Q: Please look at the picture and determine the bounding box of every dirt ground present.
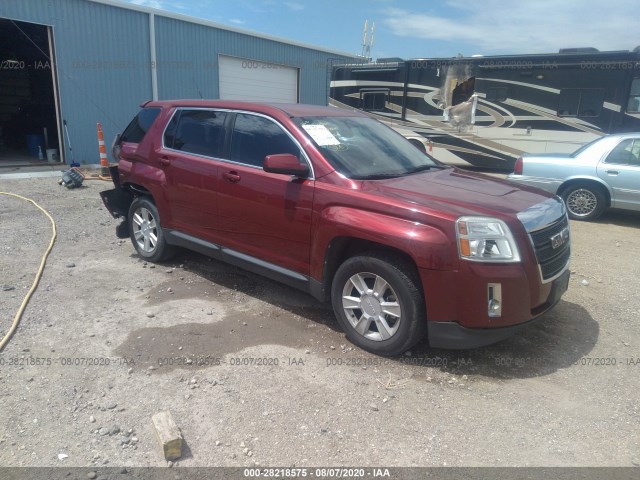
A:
[0,176,639,469]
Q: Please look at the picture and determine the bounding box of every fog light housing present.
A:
[488,283,502,318]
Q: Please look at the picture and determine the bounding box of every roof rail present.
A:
[558,47,600,54]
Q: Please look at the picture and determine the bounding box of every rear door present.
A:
[216,112,314,274]
[597,137,640,210]
[159,108,230,239]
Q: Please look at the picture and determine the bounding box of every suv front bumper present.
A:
[427,269,570,349]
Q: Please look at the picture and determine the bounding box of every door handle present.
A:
[223,171,241,183]
[605,170,619,175]
[158,156,171,167]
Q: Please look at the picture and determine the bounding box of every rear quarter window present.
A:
[120,107,161,143]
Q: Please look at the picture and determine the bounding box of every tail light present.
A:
[513,157,523,175]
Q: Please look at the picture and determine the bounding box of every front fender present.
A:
[310,206,454,280]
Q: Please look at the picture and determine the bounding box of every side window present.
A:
[120,107,161,143]
[604,139,640,166]
[171,109,227,157]
[557,89,580,116]
[558,89,604,117]
[486,87,508,102]
[627,79,640,113]
[230,114,300,167]
[163,112,178,149]
[361,91,387,111]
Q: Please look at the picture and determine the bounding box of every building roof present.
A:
[87,0,359,59]
[143,99,363,118]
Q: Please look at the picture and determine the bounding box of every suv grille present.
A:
[528,216,571,281]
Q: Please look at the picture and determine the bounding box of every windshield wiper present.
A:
[353,172,407,180]
[353,164,447,180]
[405,164,446,174]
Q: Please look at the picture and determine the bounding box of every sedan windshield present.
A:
[293,116,442,179]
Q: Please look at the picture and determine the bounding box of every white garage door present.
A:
[218,55,299,103]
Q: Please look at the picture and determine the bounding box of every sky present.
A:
[123,0,638,59]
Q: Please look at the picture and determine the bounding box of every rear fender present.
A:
[122,159,171,220]
[99,187,133,219]
[558,175,613,205]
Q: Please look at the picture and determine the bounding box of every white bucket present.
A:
[46,148,59,163]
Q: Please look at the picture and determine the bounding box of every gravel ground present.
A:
[0,177,639,469]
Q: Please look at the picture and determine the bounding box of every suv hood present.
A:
[361,167,555,220]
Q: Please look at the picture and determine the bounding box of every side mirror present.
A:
[263,154,310,177]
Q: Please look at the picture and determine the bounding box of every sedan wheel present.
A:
[331,254,426,356]
[561,184,606,221]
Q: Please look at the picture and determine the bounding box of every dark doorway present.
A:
[0,18,61,166]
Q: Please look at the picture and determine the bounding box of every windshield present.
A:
[293,116,442,179]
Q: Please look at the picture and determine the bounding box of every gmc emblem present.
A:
[550,227,570,249]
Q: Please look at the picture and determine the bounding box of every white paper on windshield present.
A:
[302,124,340,146]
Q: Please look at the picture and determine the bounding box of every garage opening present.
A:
[0,18,62,166]
[218,55,299,103]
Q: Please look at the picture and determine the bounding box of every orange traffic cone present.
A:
[97,122,109,176]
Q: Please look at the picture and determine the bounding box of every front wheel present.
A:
[331,254,426,356]
[561,184,606,221]
[128,197,175,262]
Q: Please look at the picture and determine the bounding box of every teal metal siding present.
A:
[0,0,151,164]
[0,0,355,164]
[154,15,351,105]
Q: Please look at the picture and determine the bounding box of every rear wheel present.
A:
[128,197,175,262]
[331,253,426,356]
[561,183,607,221]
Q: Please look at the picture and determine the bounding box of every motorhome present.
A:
[330,48,640,169]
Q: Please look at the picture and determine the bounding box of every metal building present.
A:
[0,0,357,166]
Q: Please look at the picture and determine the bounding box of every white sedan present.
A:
[507,133,640,220]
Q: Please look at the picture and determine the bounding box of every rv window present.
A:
[558,90,580,116]
[578,90,604,117]
[557,89,603,117]
[362,92,387,111]
[486,87,508,102]
[626,79,640,113]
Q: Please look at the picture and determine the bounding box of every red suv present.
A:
[101,100,571,356]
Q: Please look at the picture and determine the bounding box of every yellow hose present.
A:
[0,192,57,351]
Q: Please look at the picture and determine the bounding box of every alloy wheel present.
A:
[132,207,158,254]
[341,272,402,341]
[566,189,597,217]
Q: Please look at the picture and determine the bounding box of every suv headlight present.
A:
[456,216,521,262]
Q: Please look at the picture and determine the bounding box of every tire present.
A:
[127,197,175,262]
[331,253,426,356]
[561,183,607,221]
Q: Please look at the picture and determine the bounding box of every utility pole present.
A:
[361,20,375,60]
